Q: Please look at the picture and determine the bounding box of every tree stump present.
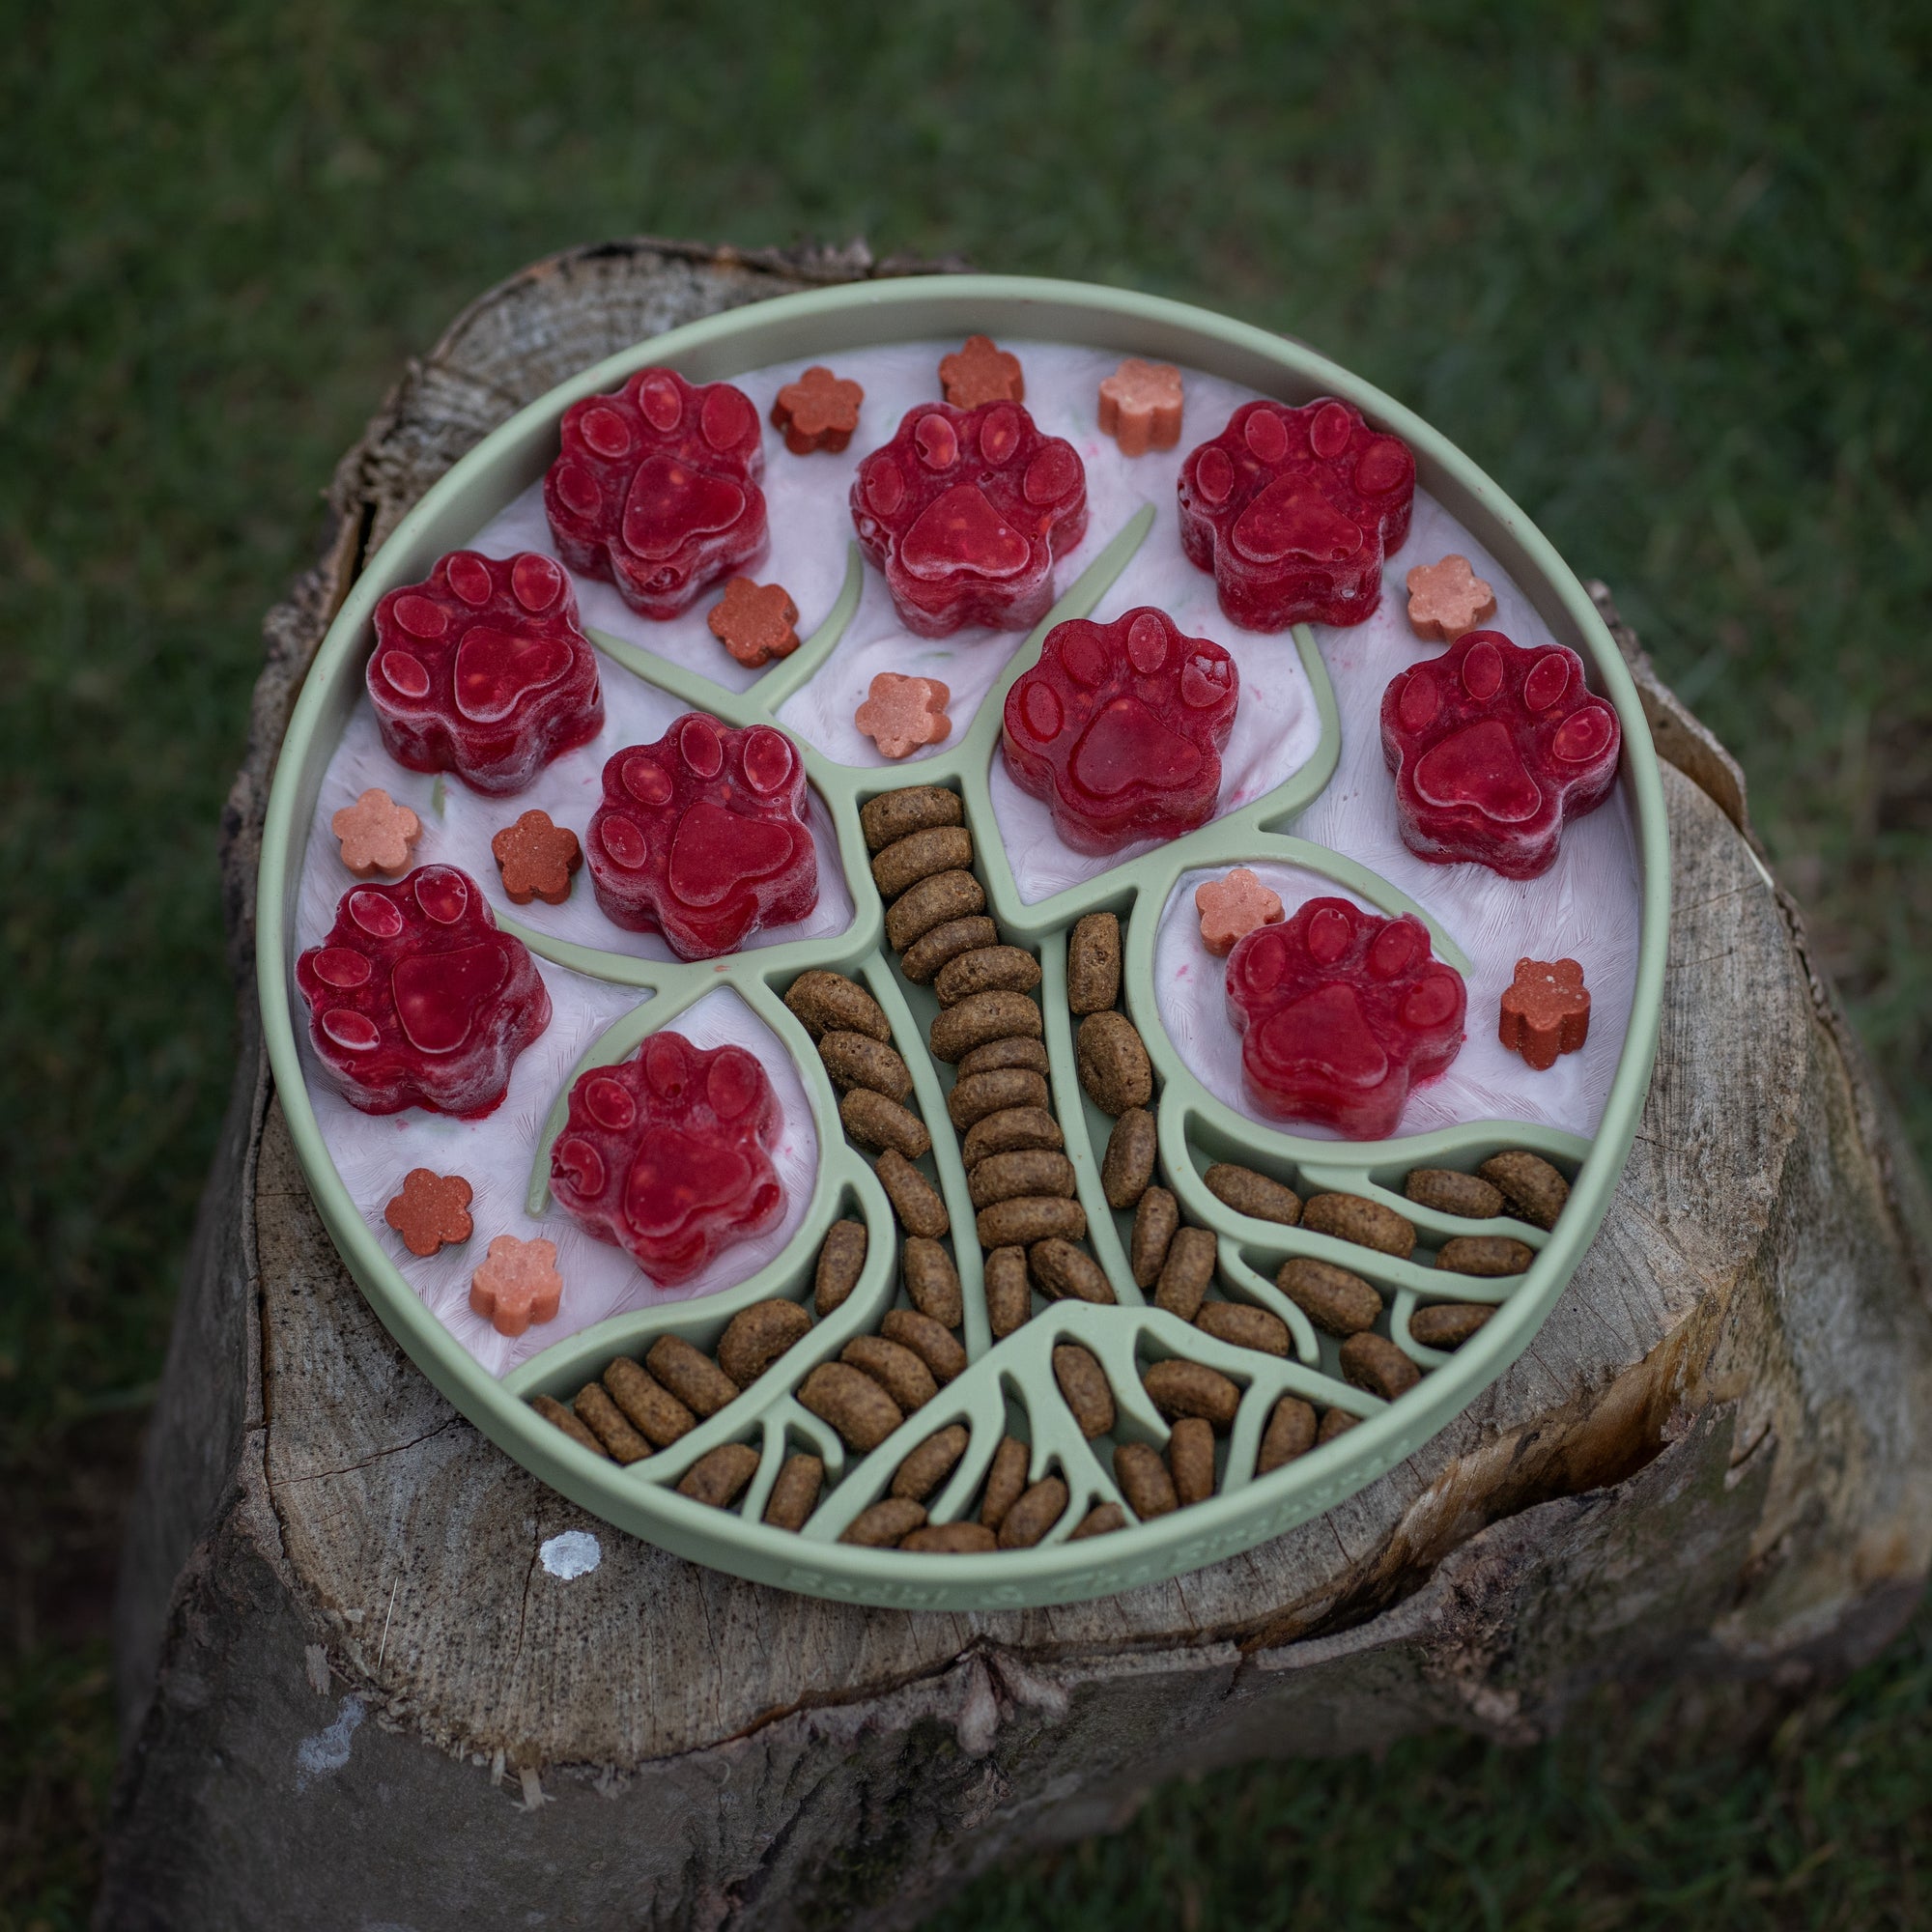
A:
[101,238,1932,1932]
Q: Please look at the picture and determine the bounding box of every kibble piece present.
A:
[818,1031,913,1101]
[677,1441,760,1509]
[998,1476,1070,1549]
[842,1497,928,1547]
[1066,912,1122,1014]
[901,914,999,985]
[1203,1163,1302,1226]
[1168,1416,1216,1504]
[984,1247,1032,1337]
[717,1299,811,1387]
[532,1394,609,1459]
[1030,1237,1116,1305]
[956,1035,1050,1081]
[1131,1186,1179,1288]
[1071,1503,1126,1540]
[572,1382,652,1463]
[862,784,962,852]
[1077,1010,1153,1114]
[980,1435,1031,1530]
[1317,1407,1359,1444]
[887,869,985,952]
[935,945,1041,1007]
[962,1105,1064,1169]
[876,1150,950,1237]
[840,1089,932,1160]
[1275,1257,1382,1337]
[930,990,1043,1064]
[1409,1302,1494,1350]
[1053,1344,1116,1437]
[1143,1359,1241,1429]
[1101,1107,1157,1208]
[1437,1236,1535,1277]
[844,1334,939,1413]
[949,1067,1051,1130]
[1477,1151,1570,1230]
[813,1218,868,1318]
[784,969,892,1043]
[977,1196,1087,1248]
[1114,1441,1178,1519]
[1195,1300,1291,1357]
[647,1336,740,1419]
[1340,1331,1423,1401]
[892,1423,971,1500]
[1302,1193,1416,1259]
[603,1357,696,1446]
[900,1236,964,1328]
[1258,1396,1318,1473]
[798,1361,904,1451]
[1404,1167,1505,1221]
[763,1453,825,1529]
[969,1148,1077,1208]
[871,824,974,898]
[902,1520,999,1553]
[883,1308,969,1382]
[1153,1225,1217,1321]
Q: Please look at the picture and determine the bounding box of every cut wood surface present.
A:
[100,237,1932,1932]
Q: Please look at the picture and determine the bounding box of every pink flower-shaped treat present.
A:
[1002,608,1237,853]
[584,713,817,960]
[851,401,1087,639]
[1379,631,1622,879]
[1227,897,1465,1141]
[296,866,551,1117]
[1195,868,1284,956]
[1178,398,1415,631]
[469,1235,563,1338]
[550,1030,785,1286]
[544,366,767,619]
[368,550,604,796]
[331,787,421,877]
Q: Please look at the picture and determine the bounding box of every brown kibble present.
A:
[892,1423,971,1500]
[962,1105,1064,1169]
[1317,1407,1359,1444]
[573,1382,652,1463]
[1477,1151,1571,1230]
[1066,912,1122,1014]
[899,1236,964,1327]
[861,784,963,852]
[384,1168,473,1257]
[883,1308,968,1382]
[935,944,1042,1007]
[984,1247,1032,1337]
[940,333,1024,408]
[843,1334,939,1413]
[813,1218,868,1317]
[886,869,984,952]
[531,1394,608,1459]
[490,810,582,905]
[1030,1237,1116,1305]
[902,1520,999,1553]
[1131,1186,1179,1288]
[717,1298,811,1387]
[707,576,800,668]
[842,1497,927,1548]
[818,1031,913,1102]
[876,1149,950,1237]
[1203,1163,1301,1226]
[798,1361,904,1451]
[1053,1344,1116,1437]
[929,990,1043,1064]
[1410,1302,1494,1350]
[1115,1441,1179,1519]
[977,1195,1087,1248]
[900,915,999,984]
[1276,1257,1382,1337]
[1258,1396,1318,1473]
[1303,1193,1416,1260]
[980,1435,1030,1530]
[763,1453,825,1529]
[969,1148,1076,1208]
[677,1441,760,1508]
[1437,1236,1535,1277]
[646,1336,740,1419]
[1168,1416,1216,1504]
[1143,1358,1241,1429]
[1077,1010,1152,1114]
[956,1034,1050,1080]
[1153,1226,1217,1321]
[1340,1332,1423,1401]
[771,363,864,455]
[949,1067,1050,1130]
[1071,1503,1126,1540]
[998,1476,1068,1549]
[602,1357,696,1446]
[784,970,892,1042]
[840,1088,932,1160]
[1405,1168,1505,1220]
[1195,1300,1291,1357]
[1097,357,1184,458]
[871,825,974,899]
[1101,1107,1157,1209]
[857,672,952,760]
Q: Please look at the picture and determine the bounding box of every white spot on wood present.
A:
[539,1529,602,1578]
[296,1694,364,1790]
[304,1643,330,1695]
[518,1765,552,1811]
[955,1659,1000,1758]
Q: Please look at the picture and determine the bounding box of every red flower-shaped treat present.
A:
[550,1030,785,1285]
[1226,897,1465,1140]
[368,550,603,796]
[584,713,817,959]
[771,365,864,455]
[1178,398,1416,631]
[1379,631,1622,879]
[384,1169,473,1257]
[1003,608,1238,853]
[296,867,552,1117]
[544,366,767,619]
[851,402,1087,639]
[1499,956,1591,1070]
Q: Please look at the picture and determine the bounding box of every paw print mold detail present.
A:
[584,713,818,959]
[1226,897,1466,1140]
[368,551,604,796]
[1380,631,1622,878]
[544,367,767,620]
[1003,608,1237,853]
[296,866,552,1118]
[1178,398,1415,631]
[851,402,1088,638]
[550,1030,785,1285]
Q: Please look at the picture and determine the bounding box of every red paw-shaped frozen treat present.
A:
[550,1030,785,1285]
[1178,398,1415,631]
[851,402,1088,639]
[583,713,817,959]
[1379,631,1622,879]
[544,367,767,619]
[1226,897,1465,1140]
[368,550,604,796]
[296,866,552,1117]
[1002,608,1238,852]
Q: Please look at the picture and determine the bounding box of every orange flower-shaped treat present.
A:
[771,365,864,455]
[939,334,1024,408]
[384,1168,473,1257]
[469,1234,563,1337]
[1406,554,1498,642]
[331,787,421,878]
[491,809,582,906]
[855,672,952,759]
[1097,358,1184,457]
[1498,956,1591,1070]
[707,578,800,668]
[1195,868,1285,956]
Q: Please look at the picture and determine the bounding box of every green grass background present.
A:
[3,1,1929,1923]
